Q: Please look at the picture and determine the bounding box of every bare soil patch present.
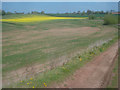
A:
[3,27,100,45]
[3,27,101,56]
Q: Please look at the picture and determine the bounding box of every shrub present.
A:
[118,16,120,24]
[104,15,118,25]
[88,15,96,20]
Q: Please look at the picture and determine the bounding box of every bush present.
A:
[118,16,120,24]
[104,15,118,25]
[88,15,96,20]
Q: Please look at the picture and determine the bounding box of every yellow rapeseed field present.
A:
[1,16,88,22]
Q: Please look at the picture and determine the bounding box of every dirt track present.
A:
[52,42,118,88]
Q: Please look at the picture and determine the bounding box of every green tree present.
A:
[31,11,40,14]
[0,10,2,15]
[7,12,13,15]
[73,12,76,14]
[87,9,92,15]
[2,10,6,16]
[14,11,17,14]
[77,11,80,14]
[41,11,45,14]
[81,11,85,15]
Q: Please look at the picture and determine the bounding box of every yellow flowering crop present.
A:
[1,15,88,23]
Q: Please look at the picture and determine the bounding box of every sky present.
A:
[3,2,118,13]
[1,0,120,2]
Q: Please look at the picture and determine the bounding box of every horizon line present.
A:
[2,1,120,3]
[2,1,119,2]
[1,0,120,2]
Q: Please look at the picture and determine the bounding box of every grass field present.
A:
[2,14,118,87]
[8,37,118,88]
[47,13,105,17]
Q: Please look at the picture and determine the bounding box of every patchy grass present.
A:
[2,14,118,87]
[7,37,118,88]
[107,59,118,88]
[3,25,117,73]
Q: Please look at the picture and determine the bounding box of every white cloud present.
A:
[1,0,120,2]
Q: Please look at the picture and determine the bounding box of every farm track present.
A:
[51,42,118,88]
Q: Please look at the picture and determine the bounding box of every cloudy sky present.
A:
[1,0,119,2]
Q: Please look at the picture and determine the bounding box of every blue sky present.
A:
[2,0,119,2]
[2,2,118,13]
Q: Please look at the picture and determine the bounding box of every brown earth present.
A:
[3,27,101,57]
[3,27,116,57]
[3,27,100,45]
[50,42,118,88]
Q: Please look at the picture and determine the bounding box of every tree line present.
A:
[1,10,45,16]
[1,9,114,16]
[64,10,114,15]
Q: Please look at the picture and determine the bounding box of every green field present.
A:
[47,13,105,17]
[2,14,118,87]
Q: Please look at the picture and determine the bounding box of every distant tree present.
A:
[94,11,99,14]
[110,10,114,14]
[21,12,24,14]
[31,11,40,14]
[6,12,13,15]
[106,11,109,14]
[27,12,30,14]
[31,11,34,14]
[14,11,17,14]
[81,11,86,15]
[87,9,92,15]
[65,12,69,14]
[100,11,104,14]
[2,10,6,16]
[77,11,81,14]
[106,11,110,14]
[91,11,94,14]
[73,12,76,14]
[0,10,2,15]
[41,11,45,14]
[56,12,60,14]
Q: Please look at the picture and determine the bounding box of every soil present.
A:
[50,42,118,88]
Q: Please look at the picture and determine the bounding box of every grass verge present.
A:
[7,36,118,88]
[107,58,118,88]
